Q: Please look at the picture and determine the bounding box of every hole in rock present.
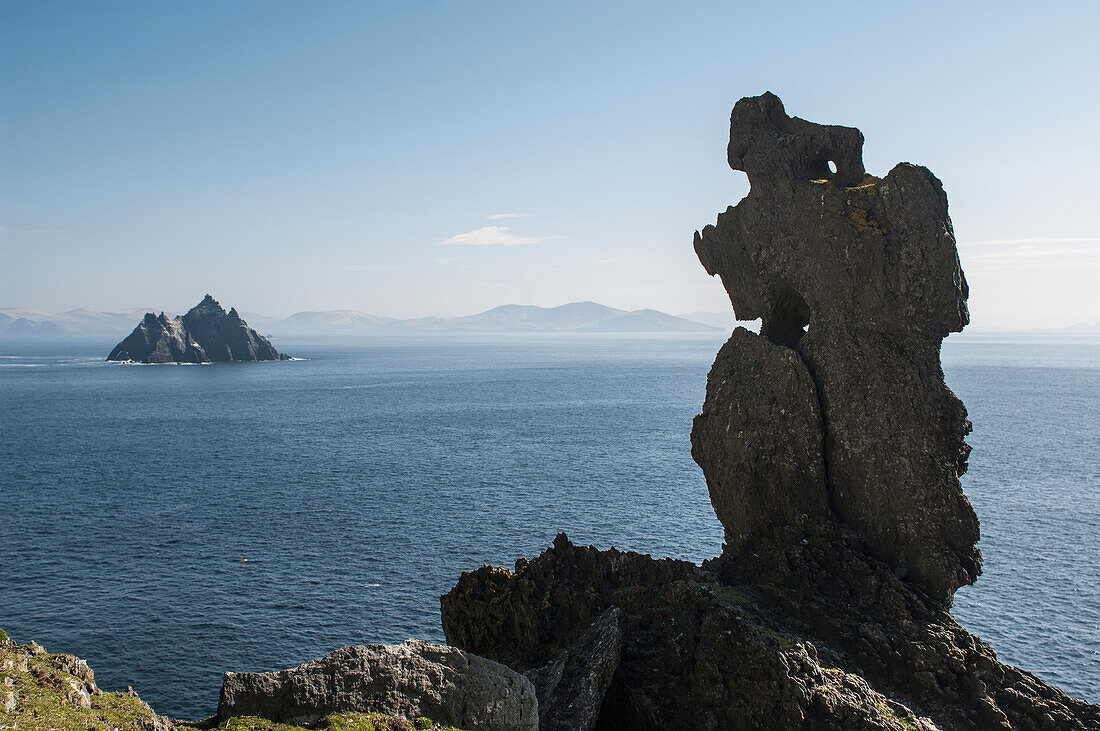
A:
[762,286,811,349]
[803,154,836,181]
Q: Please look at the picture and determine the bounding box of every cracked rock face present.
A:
[692,92,980,601]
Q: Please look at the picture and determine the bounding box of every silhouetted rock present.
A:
[693,91,978,601]
[107,295,285,363]
[440,94,1100,731]
[217,639,537,730]
[523,607,622,731]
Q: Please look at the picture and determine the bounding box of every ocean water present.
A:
[0,332,1096,718]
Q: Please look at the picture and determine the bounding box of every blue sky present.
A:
[2,1,1097,327]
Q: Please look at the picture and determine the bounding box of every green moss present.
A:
[700,582,753,605]
[0,628,8,642]
[210,713,465,731]
[874,699,923,730]
[0,643,162,730]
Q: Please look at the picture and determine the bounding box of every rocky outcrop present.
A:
[444,535,946,730]
[440,94,1100,730]
[693,91,978,602]
[443,533,1099,730]
[0,635,177,730]
[523,607,622,731]
[217,639,538,730]
[107,295,286,363]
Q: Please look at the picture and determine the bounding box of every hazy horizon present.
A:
[2,1,1098,329]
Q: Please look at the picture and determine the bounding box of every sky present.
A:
[1,1,1098,329]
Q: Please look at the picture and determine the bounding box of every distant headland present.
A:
[106,295,288,363]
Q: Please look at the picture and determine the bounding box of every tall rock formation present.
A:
[691,91,979,602]
[441,94,1100,730]
[107,295,285,363]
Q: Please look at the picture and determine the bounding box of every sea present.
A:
[0,332,1097,718]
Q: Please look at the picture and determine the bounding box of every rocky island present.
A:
[107,295,287,363]
[5,95,1097,730]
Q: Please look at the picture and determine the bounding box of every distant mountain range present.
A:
[0,302,725,337]
[0,307,152,337]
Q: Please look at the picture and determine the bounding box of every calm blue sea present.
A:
[1,333,1097,718]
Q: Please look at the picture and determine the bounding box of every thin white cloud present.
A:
[0,227,67,235]
[339,264,406,271]
[434,255,466,264]
[439,225,559,246]
[483,213,528,220]
[963,236,1099,247]
[603,283,717,295]
[963,243,1100,270]
[594,257,635,264]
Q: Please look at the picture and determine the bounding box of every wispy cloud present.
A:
[602,283,718,295]
[0,226,66,236]
[483,213,527,220]
[962,242,1100,270]
[439,225,559,246]
[339,264,405,272]
[594,257,635,264]
[434,255,466,264]
[963,236,1099,247]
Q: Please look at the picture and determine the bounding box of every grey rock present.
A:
[692,91,979,601]
[691,327,832,554]
[440,96,1100,730]
[524,607,621,731]
[218,639,538,730]
[107,295,285,363]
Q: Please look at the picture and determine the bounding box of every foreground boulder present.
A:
[443,534,1099,730]
[440,94,1100,730]
[217,639,538,730]
[444,535,945,730]
[108,294,286,363]
[523,607,622,731]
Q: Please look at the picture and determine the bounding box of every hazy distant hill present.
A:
[1,302,721,337]
[677,310,736,331]
[270,310,398,334]
[0,307,151,337]
[390,302,719,333]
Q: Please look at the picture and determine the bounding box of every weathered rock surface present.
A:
[440,94,1100,731]
[523,606,622,731]
[107,294,286,363]
[217,639,538,730]
[444,535,945,730]
[690,326,832,550]
[443,534,1099,731]
[693,91,978,601]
